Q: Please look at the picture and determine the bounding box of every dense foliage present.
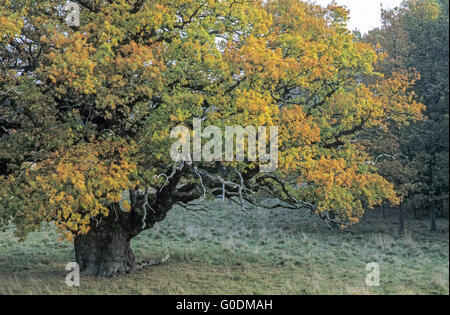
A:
[365,0,449,227]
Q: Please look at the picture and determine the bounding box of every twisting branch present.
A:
[193,166,207,199]
[364,153,409,165]
[156,153,186,191]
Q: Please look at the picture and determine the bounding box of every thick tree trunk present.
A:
[72,165,201,277]
[74,215,135,277]
[73,188,181,277]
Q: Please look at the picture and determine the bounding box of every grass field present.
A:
[0,200,448,295]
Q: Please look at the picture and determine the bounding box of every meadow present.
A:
[0,200,448,295]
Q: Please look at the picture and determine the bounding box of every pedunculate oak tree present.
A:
[0,0,424,276]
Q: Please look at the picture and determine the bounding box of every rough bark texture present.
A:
[73,174,190,277]
[74,215,135,277]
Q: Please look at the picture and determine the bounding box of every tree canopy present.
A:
[365,0,449,223]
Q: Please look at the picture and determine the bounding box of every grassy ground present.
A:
[0,200,448,295]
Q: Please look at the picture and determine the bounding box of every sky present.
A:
[313,0,404,34]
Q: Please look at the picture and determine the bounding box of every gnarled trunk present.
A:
[73,166,202,277]
[73,191,180,277]
[74,215,135,277]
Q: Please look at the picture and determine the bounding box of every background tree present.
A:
[365,0,449,231]
[1,0,422,276]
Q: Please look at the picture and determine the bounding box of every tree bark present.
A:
[71,164,206,277]
[74,215,136,277]
[73,177,194,277]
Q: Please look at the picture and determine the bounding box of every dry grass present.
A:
[0,201,448,295]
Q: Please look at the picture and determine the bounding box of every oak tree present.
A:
[0,0,423,276]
